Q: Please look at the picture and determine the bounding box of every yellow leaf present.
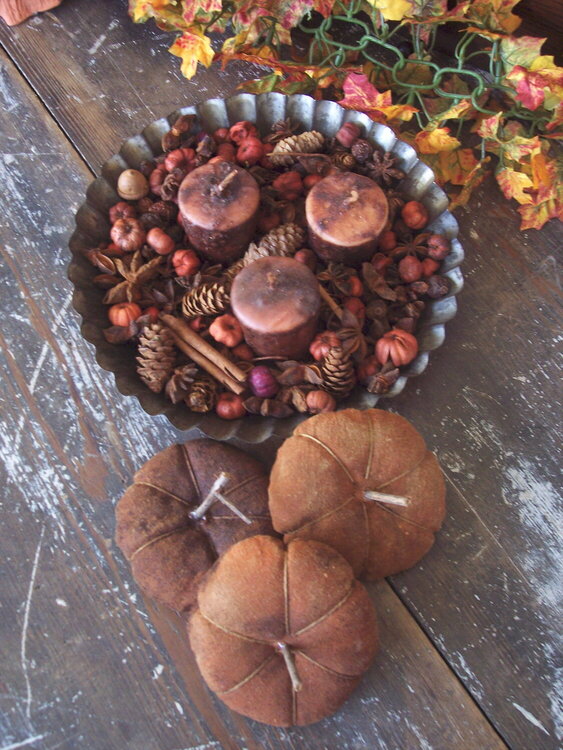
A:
[169,29,214,79]
[414,127,461,154]
[496,168,534,205]
[366,0,413,22]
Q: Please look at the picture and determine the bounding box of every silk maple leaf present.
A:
[169,28,214,79]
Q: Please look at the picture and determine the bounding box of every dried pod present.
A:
[117,169,149,201]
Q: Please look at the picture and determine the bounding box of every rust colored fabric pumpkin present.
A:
[269,409,446,580]
[115,439,274,612]
[189,535,378,726]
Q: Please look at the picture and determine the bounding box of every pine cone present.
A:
[332,152,357,170]
[223,258,246,283]
[165,363,198,404]
[186,377,217,413]
[270,131,325,166]
[182,281,230,318]
[136,323,176,393]
[258,223,305,257]
[320,346,356,398]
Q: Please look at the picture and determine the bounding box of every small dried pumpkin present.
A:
[189,535,378,726]
[115,439,274,611]
[268,409,446,580]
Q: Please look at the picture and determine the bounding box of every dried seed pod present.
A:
[117,169,149,201]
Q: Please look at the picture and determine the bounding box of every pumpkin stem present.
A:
[190,472,252,524]
[276,642,302,692]
[364,490,409,507]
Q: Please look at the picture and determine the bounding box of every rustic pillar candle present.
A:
[178,162,260,263]
[230,257,321,359]
[305,172,389,265]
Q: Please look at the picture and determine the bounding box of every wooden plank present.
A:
[0,45,507,750]
[1,3,562,746]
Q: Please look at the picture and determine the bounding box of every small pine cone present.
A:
[136,323,176,393]
[244,242,270,264]
[258,223,305,257]
[160,173,181,201]
[320,346,356,398]
[223,259,246,284]
[270,131,325,166]
[165,363,198,404]
[182,281,230,318]
[332,152,357,170]
[186,377,217,413]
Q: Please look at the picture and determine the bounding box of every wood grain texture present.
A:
[0,1,562,748]
[0,44,507,750]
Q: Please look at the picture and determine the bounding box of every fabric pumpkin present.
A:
[268,409,446,579]
[115,439,274,611]
[189,535,378,726]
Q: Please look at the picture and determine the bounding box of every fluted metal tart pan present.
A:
[68,93,464,442]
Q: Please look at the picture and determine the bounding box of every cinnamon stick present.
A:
[162,314,247,395]
[318,285,343,320]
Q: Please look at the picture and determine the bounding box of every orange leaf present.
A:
[500,35,546,69]
[414,127,461,154]
[517,187,563,230]
[182,0,222,24]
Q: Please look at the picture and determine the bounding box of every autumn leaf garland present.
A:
[128,0,562,231]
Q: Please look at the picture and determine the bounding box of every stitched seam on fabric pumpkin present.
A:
[130,524,191,560]
[296,433,355,484]
[296,650,358,680]
[293,585,354,636]
[199,611,271,644]
[375,453,427,491]
[374,502,431,531]
[364,414,374,480]
[361,502,371,576]
[218,654,277,696]
[284,495,356,536]
[283,551,290,635]
[211,515,271,520]
[182,443,201,498]
[222,473,263,497]
[134,482,192,508]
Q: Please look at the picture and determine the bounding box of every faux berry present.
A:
[172,249,200,277]
[109,201,136,224]
[237,137,264,166]
[375,329,418,367]
[249,366,279,399]
[305,390,337,414]
[401,201,428,230]
[147,227,175,255]
[216,393,246,420]
[229,120,258,144]
[421,258,440,277]
[427,234,450,261]
[110,218,146,252]
[378,230,397,252]
[398,256,422,283]
[309,331,341,361]
[209,314,243,347]
[108,302,142,327]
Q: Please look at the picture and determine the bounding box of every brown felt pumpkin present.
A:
[189,535,378,726]
[115,439,274,612]
[268,409,446,580]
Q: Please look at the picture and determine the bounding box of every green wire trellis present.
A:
[291,2,548,133]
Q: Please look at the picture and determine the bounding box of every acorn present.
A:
[117,169,149,201]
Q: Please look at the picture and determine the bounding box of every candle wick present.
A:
[266,271,278,290]
[344,189,359,206]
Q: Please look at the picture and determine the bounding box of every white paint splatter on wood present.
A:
[512,702,550,736]
[20,526,45,720]
[0,735,46,750]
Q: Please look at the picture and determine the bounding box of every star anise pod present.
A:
[317,263,357,297]
[336,310,369,362]
[138,278,179,313]
[385,189,406,221]
[366,362,400,395]
[103,253,163,304]
[367,150,405,186]
[392,233,431,260]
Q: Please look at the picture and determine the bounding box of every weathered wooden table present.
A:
[1,3,561,749]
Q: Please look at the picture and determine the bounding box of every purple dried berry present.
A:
[249,366,279,399]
